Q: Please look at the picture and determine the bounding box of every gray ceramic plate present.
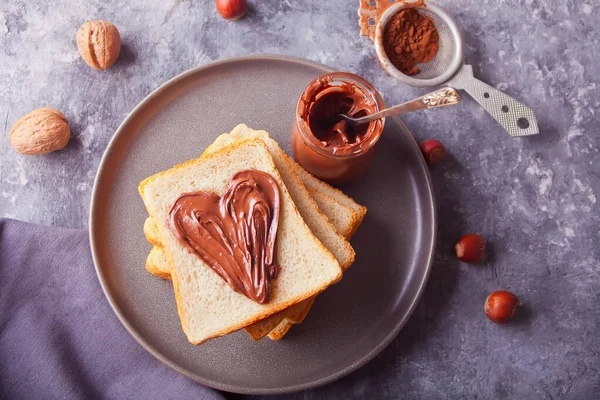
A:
[90,55,436,394]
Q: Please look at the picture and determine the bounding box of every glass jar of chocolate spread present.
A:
[291,72,385,185]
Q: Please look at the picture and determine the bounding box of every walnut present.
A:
[76,20,121,70]
[9,108,70,155]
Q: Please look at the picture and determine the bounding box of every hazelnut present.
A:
[455,234,485,263]
[420,139,446,165]
[77,20,121,70]
[216,0,248,20]
[9,108,70,155]
[484,290,519,324]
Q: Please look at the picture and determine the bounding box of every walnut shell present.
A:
[77,20,121,70]
[9,108,70,155]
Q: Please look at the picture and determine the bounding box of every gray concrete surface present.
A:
[1,0,598,398]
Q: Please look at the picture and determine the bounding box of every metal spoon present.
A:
[338,87,461,128]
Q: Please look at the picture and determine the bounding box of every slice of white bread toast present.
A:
[144,125,356,341]
[144,125,367,340]
[139,139,343,344]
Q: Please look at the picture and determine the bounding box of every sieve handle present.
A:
[447,65,539,137]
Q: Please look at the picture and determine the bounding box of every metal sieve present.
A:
[373,0,539,137]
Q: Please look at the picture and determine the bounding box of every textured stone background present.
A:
[1,0,598,398]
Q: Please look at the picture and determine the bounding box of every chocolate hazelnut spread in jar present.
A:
[291,72,385,185]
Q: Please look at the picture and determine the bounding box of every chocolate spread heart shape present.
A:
[168,170,280,304]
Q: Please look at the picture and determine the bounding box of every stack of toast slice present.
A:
[139,124,366,343]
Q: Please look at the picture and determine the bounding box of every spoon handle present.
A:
[354,87,461,125]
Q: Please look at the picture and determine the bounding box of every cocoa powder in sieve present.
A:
[382,8,439,76]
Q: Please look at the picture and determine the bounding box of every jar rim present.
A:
[295,72,386,158]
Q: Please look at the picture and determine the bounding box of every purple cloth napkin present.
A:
[0,218,225,400]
